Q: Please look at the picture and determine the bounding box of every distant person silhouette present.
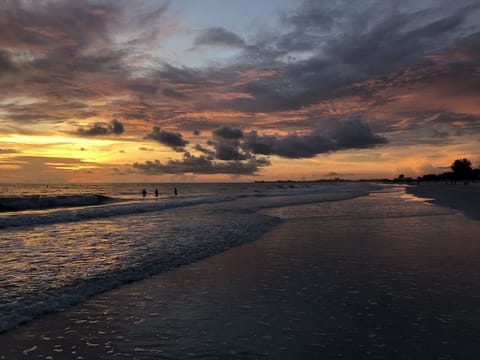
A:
[142,188,147,197]
[155,188,159,197]
[174,187,178,196]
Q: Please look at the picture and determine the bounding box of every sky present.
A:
[0,0,479,183]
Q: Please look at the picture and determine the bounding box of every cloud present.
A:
[0,0,112,51]
[0,50,17,75]
[213,140,249,161]
[1,0,479,181]
[193,27,246,48]
[6,155,98,183]
[162,88,188,100]
[156,118,387,176]
[210,1,480,113]
[77,119,124,136]
[193,144,215,157]
[242,117,387,158]
[209,126,249,160]
[145,126,189,151]
[132,152,269,175]
[0,1,174,116]
[109,119,125,134]
[0,148,20,154]
[213,125,244,139]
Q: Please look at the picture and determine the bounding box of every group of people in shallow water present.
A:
[142,187,177,197]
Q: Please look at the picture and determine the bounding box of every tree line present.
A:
[396,158,480,184]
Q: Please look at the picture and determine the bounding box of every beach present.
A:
[1,184,480,359]
[406,182,480,221]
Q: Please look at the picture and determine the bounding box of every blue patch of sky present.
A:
[161,0,296,68]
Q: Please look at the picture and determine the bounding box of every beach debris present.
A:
[22,345,38,355]
[86,341,100,347]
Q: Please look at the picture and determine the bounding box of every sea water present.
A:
[0,182,377,333]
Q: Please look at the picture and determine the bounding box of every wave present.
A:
[0,212,281,333]
[0,183,379,230]
[0,182,380,333]
[0,194,114,212]
[0,194,238,230]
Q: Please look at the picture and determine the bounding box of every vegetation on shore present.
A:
[254,158,479,184]
[395,158,480,184]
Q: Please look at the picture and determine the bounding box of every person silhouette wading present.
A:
[155,188,159,197]
[174,187,178,196]
[142,188,147,197]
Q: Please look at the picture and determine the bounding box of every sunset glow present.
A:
[1,0,479,183]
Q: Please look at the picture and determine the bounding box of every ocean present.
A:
[0,181,377,333]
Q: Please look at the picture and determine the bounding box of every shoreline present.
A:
[1,186,480,358]
[0,182,376,335]
[406,182,480,220]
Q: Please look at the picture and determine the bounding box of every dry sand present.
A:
[1,186,480,359]
[406,182,480,220]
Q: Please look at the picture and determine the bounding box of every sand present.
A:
[1,186,480,359]
[406,182,480,220]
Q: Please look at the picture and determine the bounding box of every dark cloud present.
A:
[212,1,480,113]
[214,141,249,161]
[210,126,249,160]
[145,126,189,151]
[128,82,158,95]
[193,27,246,48]
[2,0,479,166]
[78,124,109,136]
[186,117,387,167]
[242,117,387,158]
[213,125,244,139]
[382,111,480,146]
[193,144,215,157]
[0,50,17,75]
[132,152,269,175]
[162,88,188,100]
[423,113,480,137]
[157,63,210,85]
[0,0,115,50]
[171,117,225,133]
[110,119,125,134]
[77,119,125,136]
[0,0,172,116]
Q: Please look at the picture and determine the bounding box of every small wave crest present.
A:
[0,194,114,212]
[0,195,234,229]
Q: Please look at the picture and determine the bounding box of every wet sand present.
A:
[1,186,480,359]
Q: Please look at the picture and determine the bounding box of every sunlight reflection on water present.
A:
[399,191,435,203]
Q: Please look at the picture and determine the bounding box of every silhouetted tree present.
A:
[420,173,439,182]
[441,171,453,183]
[451,158,473,183]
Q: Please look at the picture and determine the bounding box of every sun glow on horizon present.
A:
[0,1,478,183]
